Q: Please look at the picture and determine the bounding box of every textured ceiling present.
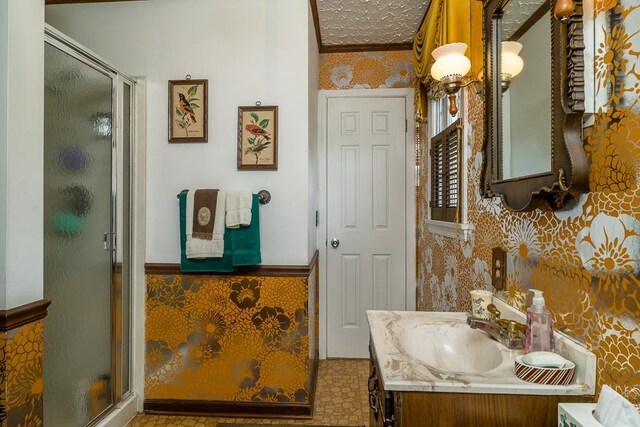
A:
[317,0,430,46]
[502,0,547,39]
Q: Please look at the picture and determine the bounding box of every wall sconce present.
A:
[430,41,524,115]
[430,42,472,116]
[501,41,524,92]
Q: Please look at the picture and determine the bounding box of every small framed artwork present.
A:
[237,104,278,170]
[168,78,208,142]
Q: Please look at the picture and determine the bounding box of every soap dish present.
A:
[514,355,576,385]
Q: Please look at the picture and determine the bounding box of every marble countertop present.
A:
[367,300,596,395]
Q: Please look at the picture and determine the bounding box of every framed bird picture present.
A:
[168,78,208,142]
[237,104,278,170]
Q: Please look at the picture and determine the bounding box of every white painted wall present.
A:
[502,88,512,178]
[0,0,8,309]
[308,4,319,260]
[46,0,316,265]
[0,0,45,310]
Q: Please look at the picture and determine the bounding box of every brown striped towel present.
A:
[192,189,218,240]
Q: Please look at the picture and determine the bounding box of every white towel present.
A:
[225,191,252,229]
[186,190,226,258]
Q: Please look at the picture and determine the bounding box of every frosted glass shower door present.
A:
[44,43,114,426]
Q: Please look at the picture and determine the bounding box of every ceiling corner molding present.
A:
[319,42,414,54]
[310,0,324,53]
[45,0,132,4]
[310,0,429,54]
[417,0,431,32]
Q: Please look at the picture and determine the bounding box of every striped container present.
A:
[514,355,576,385]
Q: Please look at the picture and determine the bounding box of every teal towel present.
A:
[179,192,261,273]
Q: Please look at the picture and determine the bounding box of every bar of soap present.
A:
[522,351,569,368]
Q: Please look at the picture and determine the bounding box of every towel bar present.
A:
[176,189,271,205]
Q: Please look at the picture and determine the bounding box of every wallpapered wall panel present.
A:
[0,321,45,427]
[145,273,316,404]
[417,1,639,406]
[0,333,4,427]
[319,51,415,90]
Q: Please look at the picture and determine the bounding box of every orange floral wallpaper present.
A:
[145,271,317,405]
[319,51,415,90]
[1,332,5,427]
[0,321,44,427]
[417,1,639,406]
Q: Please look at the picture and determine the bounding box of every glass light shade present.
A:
[501,41,524,79]
[92,114,112,138]
[430,42,471,81]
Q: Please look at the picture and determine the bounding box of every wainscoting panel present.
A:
[0,300,50,427]
[144,254,319,417]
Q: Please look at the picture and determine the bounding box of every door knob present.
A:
[331,238,340,248]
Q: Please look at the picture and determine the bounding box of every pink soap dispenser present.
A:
[524,289,555,353]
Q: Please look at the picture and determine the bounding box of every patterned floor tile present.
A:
[128,359,369,427]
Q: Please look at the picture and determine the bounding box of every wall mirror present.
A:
[481,0,589,211]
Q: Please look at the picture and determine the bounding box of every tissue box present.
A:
[559,403,602,427]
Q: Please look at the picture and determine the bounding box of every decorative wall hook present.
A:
[257,189,271,205]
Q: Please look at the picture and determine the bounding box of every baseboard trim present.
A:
[0,299,51,332]
[143,399,313,418]
[307,351,320,416]
[145,250,319,277]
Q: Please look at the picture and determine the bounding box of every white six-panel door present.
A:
[326,96,407,358]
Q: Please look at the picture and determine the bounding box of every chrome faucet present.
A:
[467,304,525,350]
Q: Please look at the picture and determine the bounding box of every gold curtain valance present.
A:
[413,0,483,118]
[413,0,444,80]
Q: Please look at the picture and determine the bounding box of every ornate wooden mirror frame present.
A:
[481,0,589,211]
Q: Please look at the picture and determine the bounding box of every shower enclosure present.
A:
[43,27,136,426]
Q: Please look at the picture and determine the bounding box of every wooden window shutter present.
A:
[430,133,444,218]
[430,119,461,222]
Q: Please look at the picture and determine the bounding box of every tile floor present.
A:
[128,359,370,427]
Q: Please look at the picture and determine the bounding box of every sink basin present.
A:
[367,305,596,395]
[397,322,503,374]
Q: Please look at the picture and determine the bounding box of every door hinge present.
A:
[405,119,408,133]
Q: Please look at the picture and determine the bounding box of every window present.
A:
[426,93,473,241]
[430,119,461,222]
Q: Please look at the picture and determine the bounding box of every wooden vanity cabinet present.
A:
[368,344,396,427]
[368,343,591,427]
